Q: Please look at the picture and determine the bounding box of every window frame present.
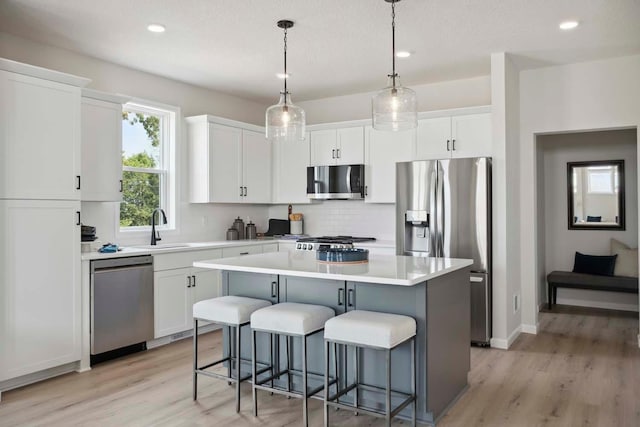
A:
[117,98,179,238]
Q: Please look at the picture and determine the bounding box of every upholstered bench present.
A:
[547,271,639,308]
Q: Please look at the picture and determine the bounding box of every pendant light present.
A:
[266,20,306,142]
[372,0,417,131]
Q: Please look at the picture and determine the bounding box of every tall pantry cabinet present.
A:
[0,59,89,386]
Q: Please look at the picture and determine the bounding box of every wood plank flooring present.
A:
[0,306,638,426]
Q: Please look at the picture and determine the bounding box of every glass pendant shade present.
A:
[266,92,306,142]
[372,76,417,131]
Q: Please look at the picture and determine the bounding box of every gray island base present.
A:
[194,252,472,425]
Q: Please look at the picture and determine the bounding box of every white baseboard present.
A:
[0,361,79,394]
[521,323,538,334]
[491,325,522,350]
[147,323,221,350]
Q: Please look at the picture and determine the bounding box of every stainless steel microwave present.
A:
[306,164,365,200]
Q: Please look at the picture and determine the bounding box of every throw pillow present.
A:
[610,238,639,277]
[572,252,617,276]
[586,216,602,222]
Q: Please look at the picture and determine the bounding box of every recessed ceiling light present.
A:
[147,24,166,33]
[276,73,290,79]
[559,20,579,30]
[396,51,411,58]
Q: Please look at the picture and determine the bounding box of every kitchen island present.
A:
[194,251,472,425]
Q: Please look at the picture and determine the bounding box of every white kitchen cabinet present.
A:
[310,127,364,166]
[364,126,416,203]
[0,200,81,381]
[187,116,272,203]
[416,113,492,160]
[272,133,311,204]
[153,249,223,338]
[81,90,128,202]
[278,242,297,252]
[0,69,87,200]
[262,243,279,253]
[222,244,263,258]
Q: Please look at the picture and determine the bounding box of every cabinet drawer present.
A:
[154,248,222,271]
[222,244,262,258]
[262,243,279,253]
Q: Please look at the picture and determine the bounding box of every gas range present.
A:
[295,236,376,251]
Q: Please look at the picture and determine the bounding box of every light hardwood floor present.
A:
[1,306,638,427]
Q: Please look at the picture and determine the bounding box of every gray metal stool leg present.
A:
[324,340,330,427]
[302,334,309,427]
[411,336,416,427]
[227,325,232,385]
[385,348,391,427]
[193,319,198,400]
[354,346,359,415]
[252,329,258,416]
[286,335,292,394]
[235,325,241,413]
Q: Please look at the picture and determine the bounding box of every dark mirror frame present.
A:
[567,160,625,230]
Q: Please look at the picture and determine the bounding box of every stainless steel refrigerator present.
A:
[396,158,492,345]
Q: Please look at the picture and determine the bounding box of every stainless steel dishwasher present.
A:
[91,255,154,362]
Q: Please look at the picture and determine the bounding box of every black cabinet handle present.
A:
[76,175,81,190]
[240,186,243,197]
[446,139,450,151]
[240,251,249,255]
[347,289,355,307]
[76,211,81,226]
[192,275,196,287]
[336,148,341,158]
[338,288,345,306]
[187,276,192,288]
[364,185,368,196]
[271,281,278,298]
[331,149,336,159]
[119,179,123,193]
[452,139,456,151]
[244,187,247,196]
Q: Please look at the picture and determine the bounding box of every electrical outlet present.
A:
[513,294,520,313]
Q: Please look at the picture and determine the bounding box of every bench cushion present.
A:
[547,271,638,293]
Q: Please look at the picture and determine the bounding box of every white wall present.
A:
[268,201,396,242]
[519,55,640,333]
[0,32,272,245]
[299,76,491,125]
[539,130,638,312]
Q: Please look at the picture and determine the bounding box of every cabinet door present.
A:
[261,243,279,253]
[154,268,192,338]
[81,98,123,201]
[365,126,416,203]
[209,123,242,202]
[310,129,337,166]
[416,117,452,160]
[0,200,80,381]
[0,71,81,200]
[272,135,311,204]
[222,244,263,258]
[242,130,272,203]
[336,127,364,165]
[451,113,492,158]
[191,268,221,306]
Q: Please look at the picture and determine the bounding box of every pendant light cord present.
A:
[391,0,397,89]
[283,26,288,103]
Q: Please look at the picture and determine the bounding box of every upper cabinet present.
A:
[310,127,364,166]
[364,126,416,203]
[81,90,129,202]
[416,112,492,160]
[0,62,89,200]
[187,116,272,203]
[272,133,311,204]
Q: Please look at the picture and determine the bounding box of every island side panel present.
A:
[426,267,471,421]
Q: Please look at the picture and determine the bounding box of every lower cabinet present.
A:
[0,200,81,381]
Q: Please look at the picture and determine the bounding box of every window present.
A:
[587,166,616,194]
[120,101,177,231]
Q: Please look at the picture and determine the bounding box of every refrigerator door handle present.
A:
[470,276,483,283]
[436,162,445,256]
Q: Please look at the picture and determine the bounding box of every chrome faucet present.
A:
[151,208,167,245]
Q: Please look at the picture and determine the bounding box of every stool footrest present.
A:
[325,382,416,420]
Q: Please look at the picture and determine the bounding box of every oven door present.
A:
[306,164,364,200]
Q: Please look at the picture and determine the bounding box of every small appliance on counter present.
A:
[264,218,290,236]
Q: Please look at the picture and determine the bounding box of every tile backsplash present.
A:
[268,201,396,241]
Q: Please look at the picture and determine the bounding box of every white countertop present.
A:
[81,239,281,261]
[193,251,472,286]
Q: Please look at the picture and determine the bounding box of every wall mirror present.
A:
[567,160,625,230]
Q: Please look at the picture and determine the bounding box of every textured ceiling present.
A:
[1,0,639,103]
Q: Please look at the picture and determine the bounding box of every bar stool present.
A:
[323,310,417,427]
[192,295,272,413]
[250,302,336,426]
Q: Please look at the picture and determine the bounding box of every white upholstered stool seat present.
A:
[193,295,271,325]
[251,302,335,335]
[324,309,416,349]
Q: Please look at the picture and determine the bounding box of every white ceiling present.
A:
[1,0,639,104]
